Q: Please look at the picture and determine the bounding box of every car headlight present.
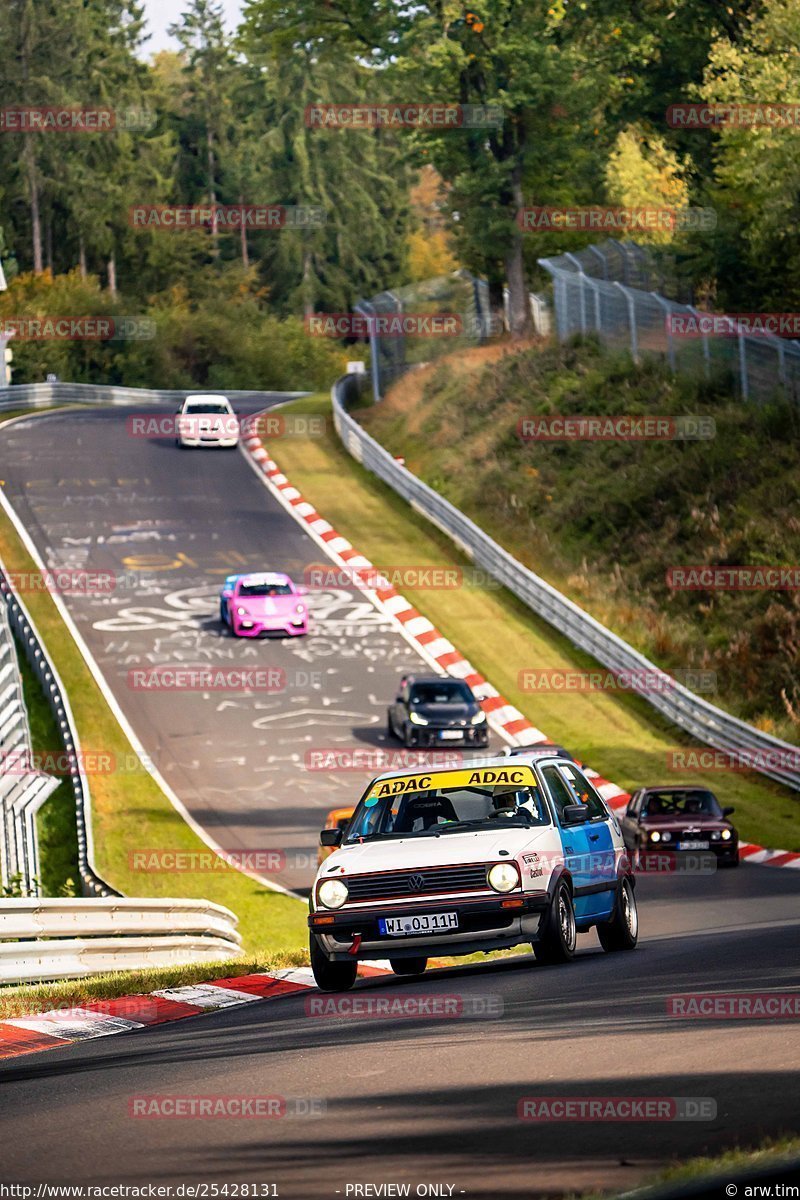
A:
[296,604,305,614]
[471,710,487,725]
[487,862,520,893]
[317,879,349,909]
[649,830,661,843]
[236,606,248,616]
[661,831,672,842]
[721,828,732,841]
[409,711,428,726]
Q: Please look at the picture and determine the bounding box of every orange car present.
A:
[317,807,354,866]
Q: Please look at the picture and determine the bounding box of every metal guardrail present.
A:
[0,602,59,895]
[332,373,800,793]
[0,564,117,897]
[0,898,241,982]
[0,382,294,412]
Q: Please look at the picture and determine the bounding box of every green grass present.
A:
[360,339,800,744]
[268,391,798,851]
[574,1136,800,1199]
[0,496,307,955]
[11,630,80,896]
[0,951,308,1020]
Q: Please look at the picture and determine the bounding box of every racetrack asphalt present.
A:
[0,863,798,1195]
[0,404,499,895]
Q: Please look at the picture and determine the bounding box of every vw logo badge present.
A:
[408,873,425,891]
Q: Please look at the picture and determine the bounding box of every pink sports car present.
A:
[220,572,308,637]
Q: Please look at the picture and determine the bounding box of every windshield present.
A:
[184,402,231,414]
[409,681,473,705]
[346,769,549,843]
[642,790,723,818]
[238,581,293,596]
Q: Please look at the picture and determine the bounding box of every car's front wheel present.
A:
[533,878,576,964]
[386,710,397,741]
[597,876,638,952]
[390,957,428,976]
[403,724,416,749]
[310,934,357,992]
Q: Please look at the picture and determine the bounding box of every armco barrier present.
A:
[0,898,242,982]
[332,373,800,793]
[0,602,58,894]
[0,382,296,412]
[0,563,117,897]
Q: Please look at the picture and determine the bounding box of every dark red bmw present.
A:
[620,786,739,867]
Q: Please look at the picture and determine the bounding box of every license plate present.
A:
[379,912,459,936]
[677,840,709,850]
[439,730,462,741]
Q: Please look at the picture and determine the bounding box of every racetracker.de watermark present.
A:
[129,205,325,229]
[517,415,715,441]
[305,103,503,128]
[305,312,469,338]
[667,748,800,774]
[129,1095,325,1119]
[517,1096,717,1121]
[517,206,716,233]
[517,668,717,694]
[0,106,155,132]
[302,563,500,591]
[0,317,155,341]
[128,849,318,873]
[304,993,503,1019]
[666,103,800,129]
[667,566,800,590]
[668,313,800,338]
[126,666,323,692]
[668,993,800,1018]
[304,748,464,773]
[0,568,120,595]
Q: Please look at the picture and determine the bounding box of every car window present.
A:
[239,582,292,596]
[539,766,576,819]
[346,781,549,842]
[184,402,230,414]
[557,764,608,821]
[408,682,473,705]
[642,790,722,818]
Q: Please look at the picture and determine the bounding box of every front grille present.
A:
[346,863,489,903]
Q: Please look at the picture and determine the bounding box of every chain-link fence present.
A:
[355,270,492,401]
[539,239,800,405]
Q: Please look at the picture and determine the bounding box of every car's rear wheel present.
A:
[390,957,427,976]
[309,934,357,993]
[597,876,638,952]
[533,878,576,964]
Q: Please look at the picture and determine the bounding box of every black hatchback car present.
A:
[386,674,490,748]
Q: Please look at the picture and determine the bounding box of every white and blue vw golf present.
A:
[309,754,638,991]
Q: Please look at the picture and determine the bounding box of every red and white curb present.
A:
[240,423,800,872]
[0,963,394,1061]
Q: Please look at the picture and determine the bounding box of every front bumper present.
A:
[405,724,490,747]
[233,618,308,637]
[179,435,239,448]
[309,894,548,961]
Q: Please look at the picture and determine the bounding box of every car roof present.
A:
[238,572,292,585]
[400,674,470,687]
[639,785,715,795]
[184,393,230,403]
[503,744,575,761]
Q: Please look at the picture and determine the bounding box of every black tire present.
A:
[403,724,416,749]
[310,934,357,993]
[390,957,428,976]
[597,876,638,952]
[386,710,397,741]
[220,603,232,636]
[533,877,577,964]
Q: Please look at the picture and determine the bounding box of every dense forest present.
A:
[1,0,799,384]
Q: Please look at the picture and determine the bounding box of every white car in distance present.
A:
[176,394,239,449]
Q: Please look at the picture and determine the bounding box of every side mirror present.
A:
[395,695,403,704]
[723,806,735,817]
[320,828,343,847]
[562,804,589,826]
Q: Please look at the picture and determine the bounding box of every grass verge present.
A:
[0,951,308,1020]
[575,1136,800,1198]
[11,629,80,896]
[268,392,798,851]
[0,445,307,953]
